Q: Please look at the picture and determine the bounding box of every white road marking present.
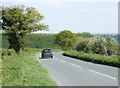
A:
[87,62,118,70]
[55,58,58,60]
[89,70,116,80]
[54,56,58,59]
[60,60,66,63]
[69,63,81,68]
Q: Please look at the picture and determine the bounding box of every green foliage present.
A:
[76,38,89,52]
[0,34,2,49]
[93,33,118,42]
[2,34,61,49]
[76,35,118,56]
[2,5,48,53]
[94,36,107,55]
[63,51,120,67]
[2,5,48,33]
[75,32,94,38]
[73,36,84,50]
[55,30,76,50]
[24,33,61,49]
[1,34,9,49]
[106,37,118,56]
[2,49,57,86]
[74,32,94,52]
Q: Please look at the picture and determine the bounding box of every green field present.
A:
[2,49,57,86]
[63,51,120,68]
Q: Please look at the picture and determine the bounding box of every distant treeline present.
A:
[93,33,118,42]
[2,33,61,49]
[1,33,118,49]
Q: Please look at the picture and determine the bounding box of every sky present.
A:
[0,0,119,34]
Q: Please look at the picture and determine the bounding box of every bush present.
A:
[76,38,89,52]
[94,36,107,55]
[75,35,118,56]
[106,37,118,56]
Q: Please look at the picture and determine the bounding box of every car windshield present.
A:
[43,49,51,53]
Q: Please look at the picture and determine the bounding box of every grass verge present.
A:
[63,51,120,68]
[2,49,57,86]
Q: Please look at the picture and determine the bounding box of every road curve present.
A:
[39,52,118,86]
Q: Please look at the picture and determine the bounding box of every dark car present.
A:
[41,49,53,58]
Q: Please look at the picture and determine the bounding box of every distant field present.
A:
[2,49,57,86]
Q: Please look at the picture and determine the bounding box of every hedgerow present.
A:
[63,51,120,67]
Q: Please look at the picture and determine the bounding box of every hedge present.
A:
[63,51,120,68]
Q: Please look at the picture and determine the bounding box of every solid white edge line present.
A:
[89,70,116,80]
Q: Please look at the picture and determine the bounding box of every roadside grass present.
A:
[2,49,57,86]
[0,49,1,88]
[63,51,120,68]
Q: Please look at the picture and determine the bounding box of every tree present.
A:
[73,36,84,50]
[55,30,76,50]
[106,37,117,56]
[75,32,94,38]
[76,38,88,52]
[2,5,48,53]
[94,36,107,55]
[75,35,118,56]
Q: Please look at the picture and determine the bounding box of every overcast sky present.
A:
[1,0,119,34]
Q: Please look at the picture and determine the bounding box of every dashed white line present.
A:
[60,60,66,63]
[54,57,116,80]
[89,70,116,80]
[55,58,58,60]
[69,63,81,68]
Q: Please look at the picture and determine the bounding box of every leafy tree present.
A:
[76,38,88,52]
[85,38,95,54]
[2,5,48,53]
[2,33,61,49]
[55,30,76,50]
[75,35,118,56]
[106,37,117,56]
[73,36,84,50]
[94,36,107,55]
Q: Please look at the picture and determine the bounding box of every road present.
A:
[39,52,118,86]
